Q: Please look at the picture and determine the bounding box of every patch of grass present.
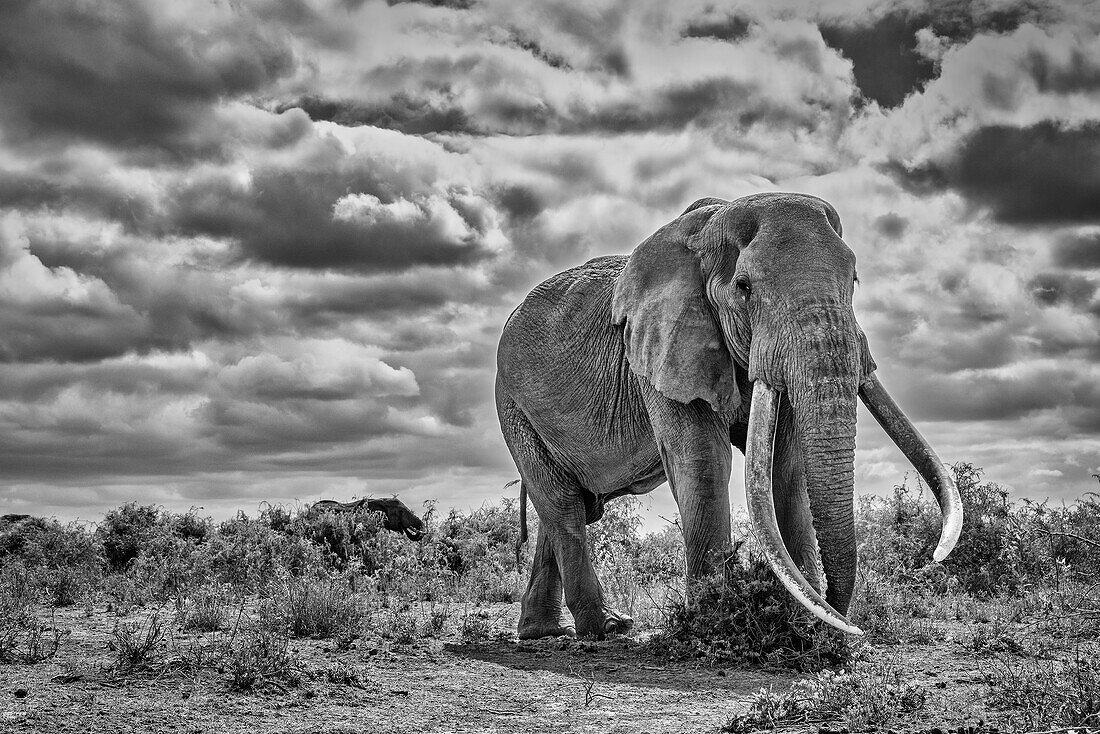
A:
[178,584,231,632]
[650,552,851,671]
[853,571,937,645]
[460,608,494,642]
[380,606,423,645]
[110,613,166,673]
[986,647,1100,730]
[224,603,299,692]
[281,575,365,640]
[724,657,928,733]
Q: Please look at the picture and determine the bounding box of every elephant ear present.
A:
[612,204,739,413]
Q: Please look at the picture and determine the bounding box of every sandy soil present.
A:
[0,604,1013,734]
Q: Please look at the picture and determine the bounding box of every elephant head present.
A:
[366,497,425,540]
[613,192,962,633]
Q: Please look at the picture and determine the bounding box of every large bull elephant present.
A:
[311,497,425,540]
[496,192,963,639]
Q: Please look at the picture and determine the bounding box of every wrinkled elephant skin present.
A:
[496,193,963,639]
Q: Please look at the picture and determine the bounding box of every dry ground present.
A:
[0,603,1026,734]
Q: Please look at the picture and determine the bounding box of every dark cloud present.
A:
[821,1,1039,107]
[0,0,296,155]
[494,185,545,221]
[1028,272,1097,307]
[0,307,148,363]
[386,0,474,8]
[1052,232,1100,269]
[278,95,474,135]
[888,122,1100,224]
[872,212,908,239]
[682,14,752,42]
[0,359,206,404]
[898,366,1072,422]
[821,12,936,108]
[171,163,498,272]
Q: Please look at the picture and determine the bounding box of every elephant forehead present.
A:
[727,191,832,214]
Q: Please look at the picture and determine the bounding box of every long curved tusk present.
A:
[859,373,963,562]
[746,381,863,635]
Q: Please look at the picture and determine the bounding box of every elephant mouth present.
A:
[744,377,964,635]
[404,527,424,541]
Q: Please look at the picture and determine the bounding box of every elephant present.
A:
[495,192,963,639]
[311,497,425,540]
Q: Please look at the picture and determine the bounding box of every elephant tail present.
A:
[505,479,526,567]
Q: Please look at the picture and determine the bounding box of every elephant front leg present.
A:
[643,385,733,578]
[518,531,575,639]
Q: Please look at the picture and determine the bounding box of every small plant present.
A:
[460,608,493,642]
[987,647,1100,730]
[724,658,927,732]
[426,600,452,636]
[280,575,365,639]
[0,607,68,664]
[111,613,166,673]
[224,622,298,692]
[178,584,231,632]
[317,661,366,687]
[970,619,1026,656]
[381,606,422,645]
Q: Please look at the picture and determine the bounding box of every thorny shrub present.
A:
[97,503,160,573]
[856,463,1100,599]
[0,563,68,663]
[586,498,684,625]
[224,600,300,692]
[724,658,928,733]
[110,613,167,673]
[986,648,1100,730]
[0,515,103,607]
[280,574,365,640]
[650,551,850,671]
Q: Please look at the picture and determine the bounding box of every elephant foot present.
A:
[518,620,576,640]
[575,608,634,639]
[603,608,634,635]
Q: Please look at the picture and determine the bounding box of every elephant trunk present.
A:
[744,304,863,634]
[745,382,861,634]
[787,306,861,616]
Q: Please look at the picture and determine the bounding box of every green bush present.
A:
[199,511,325,593]
[856,463,1062,597]
[437,499,528,602]
[651,551,850,670]
[97,503,160,573]
[724,659,927,732]
[280,575,365,640]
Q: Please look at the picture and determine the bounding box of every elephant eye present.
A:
[734,276,752,301]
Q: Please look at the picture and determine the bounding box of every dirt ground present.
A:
[0,603,1017,734]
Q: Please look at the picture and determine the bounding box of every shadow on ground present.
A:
[445,636,790,694]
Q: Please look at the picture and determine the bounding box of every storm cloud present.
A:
[1,0,1098,521]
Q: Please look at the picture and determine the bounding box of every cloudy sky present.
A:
[2,0,1099,525]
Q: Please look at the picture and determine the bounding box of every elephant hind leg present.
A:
[518,530,574,639]
[498,396,631,639]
